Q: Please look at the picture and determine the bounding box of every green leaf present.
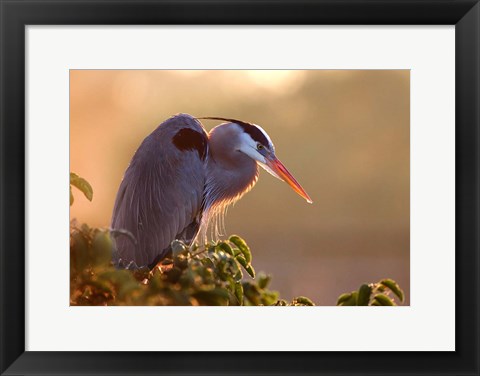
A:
[261,291,279,306]
[235,282,244,305]
[70,186,74,206]
[295,296,315,306]
[338,291,358,306]
[245,264,255,278]
[242,281,261,305]
[225,275,236,292]
[380,279,404,302]
[237,255,255,277]
[337,293,352,305]
[357,284,372,306]
[373,294,395,306]
[217,241,234,256]
[201,257,215,269]
[233,268,243,281]
[236,255,247,268]
[229,235,251,264]
[70,172,93,201]
[376,285,386,293]
[258,273,271,289]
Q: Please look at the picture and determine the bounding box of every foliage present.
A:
[70,172,93,206]
[336,279,405,306]
[70,224,312,306]
[69,172,405,306]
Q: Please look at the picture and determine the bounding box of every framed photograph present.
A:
[1,0,479,375]
[69,68,410,308]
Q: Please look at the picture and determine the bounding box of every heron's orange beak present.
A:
[266,157,313,204]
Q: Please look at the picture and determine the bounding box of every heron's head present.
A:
[201,117,312,204]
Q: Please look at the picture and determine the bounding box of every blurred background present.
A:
[70,70,410,305]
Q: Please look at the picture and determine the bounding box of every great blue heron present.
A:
[111,113,312,268]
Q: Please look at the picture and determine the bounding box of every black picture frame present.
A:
[1,1,479,375]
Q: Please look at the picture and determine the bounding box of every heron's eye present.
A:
[257,144,264,150]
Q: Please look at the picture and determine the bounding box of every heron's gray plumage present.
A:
[111,114,208,267]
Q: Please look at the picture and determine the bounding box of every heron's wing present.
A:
[111,114,208,267]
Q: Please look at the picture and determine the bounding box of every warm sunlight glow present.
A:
[244,70,304,93]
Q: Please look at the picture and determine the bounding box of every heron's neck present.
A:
[205,127,259,209]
